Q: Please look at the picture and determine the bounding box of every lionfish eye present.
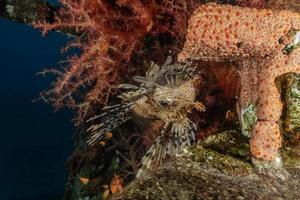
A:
[159,99,174,106]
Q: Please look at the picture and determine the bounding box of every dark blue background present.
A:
[0,8,74,200]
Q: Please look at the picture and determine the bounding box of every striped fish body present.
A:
[86,57,203,177]
[132,81,196,122]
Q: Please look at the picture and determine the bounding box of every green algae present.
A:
[282,30,300,55]
[277,73,300,138]
[189,145,253,176]
[282,144,300,169]
[240,103,258,138]
[191,130,252,176]
[201,130,250,160]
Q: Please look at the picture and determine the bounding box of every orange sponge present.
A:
[178,3,300,62]
[179,3,300,161]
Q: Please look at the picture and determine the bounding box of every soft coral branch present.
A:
[34,0,201,124]
[34,0,154,124]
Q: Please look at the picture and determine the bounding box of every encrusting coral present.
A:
[236,0,300,13]
[279,73,300,136]
[178,3,300,162]
[178,4,300,62]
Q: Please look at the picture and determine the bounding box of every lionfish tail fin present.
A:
[86,102,135,146]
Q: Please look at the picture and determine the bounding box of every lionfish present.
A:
[87,57,205,177]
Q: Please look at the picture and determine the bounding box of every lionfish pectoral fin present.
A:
[136,135,171,178]
[136,119,197,178]
[172,119,197,151]
[136,122,172,178]
[117,83,139,90]
[86,102,135,146]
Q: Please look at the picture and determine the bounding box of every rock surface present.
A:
[112,131,300,200]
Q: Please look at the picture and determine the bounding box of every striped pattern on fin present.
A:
[117,87,152,101]
[86,102,135,146]
[172,119,197,151]
[136,118,197,178]
[145,56,196,87]
[117,82,155,101]
[136,122,171,178]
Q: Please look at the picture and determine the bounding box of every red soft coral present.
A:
[34,0,196,124]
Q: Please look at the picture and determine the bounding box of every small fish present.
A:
[79,177,89,185]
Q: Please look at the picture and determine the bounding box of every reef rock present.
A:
[112,131,300,200]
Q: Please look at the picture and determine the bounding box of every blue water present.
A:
[0,17,74,199]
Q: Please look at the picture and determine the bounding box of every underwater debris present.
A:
[179,3,300,162]
[87,57,205,176]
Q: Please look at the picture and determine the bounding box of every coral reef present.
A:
[236,0,265,8]
[178,3,300,161]
[4,0,300,199]
[112,131,300,200]
[87,58,205,176]
[265,0,300,12]
[236,0,300,13]
[178,4,300,62]
[34,0,197,124]
[277,73,300,141]
[0,0,59,25]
